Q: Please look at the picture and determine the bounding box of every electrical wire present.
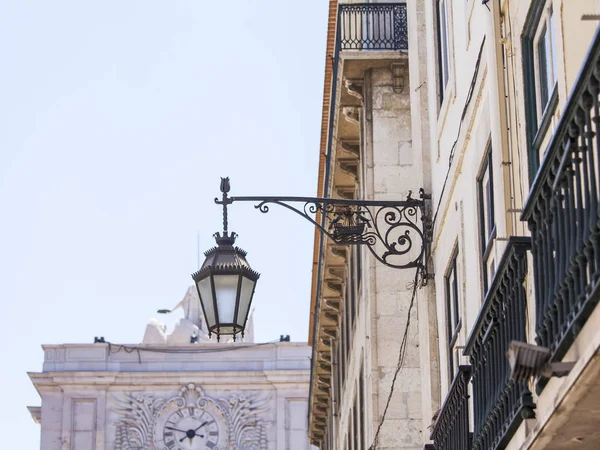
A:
[101,339,283,364]
[368,266,421,450]
[367,22,489,450]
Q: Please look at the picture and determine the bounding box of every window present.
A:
[437,0,450,103]
[523,0,559,178]
[534,6,557,118]
[478,146,495,292]
[445,249,460,378]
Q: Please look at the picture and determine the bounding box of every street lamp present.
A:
[192,177,431,341]
[191,178,259,341]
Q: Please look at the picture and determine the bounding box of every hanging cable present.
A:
[99,338,283,365]
[368,32,488,450]
[369,266,421,450]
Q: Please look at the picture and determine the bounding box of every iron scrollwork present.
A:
[216,179,431,275]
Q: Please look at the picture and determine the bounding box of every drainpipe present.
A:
[486,0,517,238]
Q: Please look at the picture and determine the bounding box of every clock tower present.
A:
[27,287,313,450]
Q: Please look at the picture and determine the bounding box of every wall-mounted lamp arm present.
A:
[215,181,431,277]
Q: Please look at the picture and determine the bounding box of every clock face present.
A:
[161,407,220,450]
[154,402,228,450]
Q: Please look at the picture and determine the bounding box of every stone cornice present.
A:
[29,370,310,390]
[39,342,311,373]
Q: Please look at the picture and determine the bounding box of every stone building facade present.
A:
[28,288,313,450]
[308,1,600,449]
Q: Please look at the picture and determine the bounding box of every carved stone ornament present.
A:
[339,140,360,158]
[113,384,270,450]
[343,78,364,102]
[338,158,359,182]
[341,106,360,126]
[335,184,356,200]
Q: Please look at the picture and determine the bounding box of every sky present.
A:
[0,1,328,447]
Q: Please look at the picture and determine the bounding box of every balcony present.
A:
[338,3,408,52]
[464,238,535,450]
[430,366,472,450]
[522,29,600,363]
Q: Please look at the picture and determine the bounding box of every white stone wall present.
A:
[333,60,437,450]
[29,343,312,450]
[325,3,441,449]
[364,66,425,450]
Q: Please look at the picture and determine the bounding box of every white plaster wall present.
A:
[423,0,600,448]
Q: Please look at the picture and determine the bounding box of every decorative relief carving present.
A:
[113,393,166,449]
[219,391,270,450]
[112,384,270,450]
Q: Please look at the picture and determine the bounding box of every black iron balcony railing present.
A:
[338,3,408,51]
[464,238,535,450]
[430,366,472,450]
[523,28,600,361]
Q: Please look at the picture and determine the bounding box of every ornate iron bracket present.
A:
[215,178,432,276]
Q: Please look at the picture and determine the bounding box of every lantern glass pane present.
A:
[214,274,238,324]
[236,277,255,328]
[197,277,215,328]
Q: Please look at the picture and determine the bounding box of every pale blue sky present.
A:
[0,1,328,447]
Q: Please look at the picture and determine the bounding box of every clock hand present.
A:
[194,421,209,432]
[178,430,205,442]
[165,426,188,433]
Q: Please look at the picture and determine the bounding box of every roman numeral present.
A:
[176,410,184,419]
[189,407,195,416]
[206,441,217,449]
[209,431,218,436]
[165,439,175,449]
[164,431,174,438]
